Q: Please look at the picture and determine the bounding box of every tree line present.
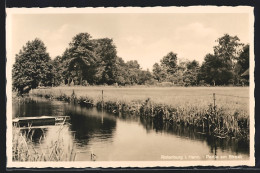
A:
[12,32,249,94]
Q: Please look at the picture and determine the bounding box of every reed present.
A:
[12,124,77,162]
[31,86,249,139]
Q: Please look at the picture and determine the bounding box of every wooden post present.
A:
[213,93,216,110]
[101,109,104,124]
[102,90,104,109]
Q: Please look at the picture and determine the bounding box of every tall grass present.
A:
[12,124,77,162]
[32,86,249,115]
[31,86,249,139]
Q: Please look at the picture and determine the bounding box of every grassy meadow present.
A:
[32,86,249,115]
[31,86,250,139]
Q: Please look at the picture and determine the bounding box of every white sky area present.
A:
[11,13,249,70]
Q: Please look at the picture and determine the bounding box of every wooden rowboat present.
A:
[12,115,70,127]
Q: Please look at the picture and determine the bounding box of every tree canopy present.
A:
[93,38,118,85]
[12,38,53,94]
[62,33,97,85]
[12,33,250,94]
[199,34,247,86]
[161,52,178,75]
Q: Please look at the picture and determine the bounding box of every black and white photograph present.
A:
[6,7,254,167]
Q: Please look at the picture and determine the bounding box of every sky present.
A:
[11,13,250,70]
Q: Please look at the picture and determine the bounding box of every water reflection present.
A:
[139,116,249,155]
[12,97,65,118]
[64,104,116,146]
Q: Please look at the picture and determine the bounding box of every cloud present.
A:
[174,23,217,41]
[41,24,75,58]
[117,23,219,70]
[123,36,144,47]
[171,23,219,62]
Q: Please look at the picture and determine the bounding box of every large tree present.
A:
[213,34,243,73]
[236,44,249,75]
[125,60,141,85]
[52,56,64,86]
[183,60,200,86]
[138,69,153,85]
[199,34,244,86]
[12,38,52,94]
[63,33,97,85]
[199,54,233,86]
[93,38,118,85]
[152,52,178,83]
[152,63,167,82]
[160,52,178,75]
[113,57,129,85]
[234,44,250,85]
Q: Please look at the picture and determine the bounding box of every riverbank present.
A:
[31,86,250,140]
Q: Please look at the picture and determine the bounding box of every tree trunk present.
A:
[80,77,82,85]
[68,78,71,86]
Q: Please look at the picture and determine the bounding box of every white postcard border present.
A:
[6,6,255,168]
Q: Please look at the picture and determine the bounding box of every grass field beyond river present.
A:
[31,86,250,139]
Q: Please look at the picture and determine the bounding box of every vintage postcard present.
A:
[6,6,255,168]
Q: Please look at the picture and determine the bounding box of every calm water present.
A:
[12,96,249,161]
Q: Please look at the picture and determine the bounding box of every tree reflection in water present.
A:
[139,116,249,155]
[65,104,117,147]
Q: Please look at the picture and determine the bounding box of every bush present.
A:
[156,82,174,87]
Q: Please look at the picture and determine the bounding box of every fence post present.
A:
[213,93,216,110]
[102,90,104,109]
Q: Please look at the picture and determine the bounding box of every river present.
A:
[12,96,249,161]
